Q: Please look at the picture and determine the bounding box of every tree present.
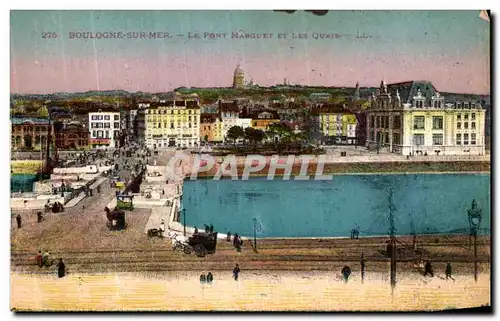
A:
[244,127,265,153]
[227,126,244,145]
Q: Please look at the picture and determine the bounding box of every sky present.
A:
[10,10,490,94]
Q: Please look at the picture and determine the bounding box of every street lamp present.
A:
[252,218,259,252]
[388,188,397,291]
[467,199,482,282]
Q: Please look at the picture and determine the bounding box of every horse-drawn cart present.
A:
[171,232,218,257]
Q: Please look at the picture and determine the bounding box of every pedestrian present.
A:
[233,233,239,247]
[341,266,351,283]
[360,253,366,284]
[233,264,240,281]
[204,224,209,233]
[424,260,434,277]
[209,224,214,233]
[16,214,22,229]
[37,211,43,223]
[35,251,43,267]
[194,226,198,234]
[42,250,50,267]
[445,262,454,280]
[199,273,206,284]
[207,272,214,284]
[56,258,66,278]
[226,231,232,242]
[413,235,418,251]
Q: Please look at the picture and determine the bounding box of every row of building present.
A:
[10,80,488,156]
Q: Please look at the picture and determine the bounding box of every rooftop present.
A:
[11,117,51,125]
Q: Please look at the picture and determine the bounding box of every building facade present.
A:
[88,111,121,149]
[366,80,486,156]
[317,105,358,145]
[11,117,52,151]
[250,111,281,132]
[144,94,201,148]
[200,114,223,143]
[55,122,90,150]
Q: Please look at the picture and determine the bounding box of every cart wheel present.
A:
[194,244,206,257]
[173,242,182,251]
[183,246,192,255]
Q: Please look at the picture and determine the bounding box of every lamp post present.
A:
[388,188,397,291]
[467,199,482,282]
[181,208,187,237]
[252,218,258,252]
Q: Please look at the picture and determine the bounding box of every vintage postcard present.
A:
[10,10,491,312]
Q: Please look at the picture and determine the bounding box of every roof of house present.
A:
[385,81,437,104]
[11,117,51,125]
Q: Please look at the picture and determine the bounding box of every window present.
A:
[471,122,476,130]
[456,134,461,145]
[415,100,424,108]
[98,115,103,120]
[105,131,109,138]
[457,122,461,129]
[463,133,469,145]
[432,116,443,130]
[432,134,443,145]
[413,116,425,129]
[114,115,119,121]
[457,114,462,120]
[92,130,97,137]
[158,123,161,128]
[413,134,424,146]
[464,122,469,129]
[464,114,469,120]
[170,123,174,129]
[114,122,120,129]
[370,116,375,128]
[91,115,97,120]
[188,116,192,121]
[370,131,374,141]
[104,115,110,120]
[471,133,476,145]
[104,123,110,128]
[393,133,400,145]
[393,115,401,129]
[471,113,476,120]
[189,123,192,128]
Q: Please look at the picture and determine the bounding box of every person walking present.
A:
[199,273,206,284]
[42,251,50,267]
[360,253,366,284]
[445,262,454,281]
[209,224,214,233]
[16,214,22,229]
[424,260,434,277]
[341,266,352,283]
[207,272,214,284]
[56,258,66,278]
[233,264,240,281]
[35,251,43,267]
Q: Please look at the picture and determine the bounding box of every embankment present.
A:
[195,160,490,177]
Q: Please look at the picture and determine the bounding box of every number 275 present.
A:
[41,32,58,38]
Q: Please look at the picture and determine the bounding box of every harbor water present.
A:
[182,174,490,238]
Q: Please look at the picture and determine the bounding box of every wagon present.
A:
[187,232,218,257]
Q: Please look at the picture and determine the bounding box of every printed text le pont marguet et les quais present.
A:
[40,30,372,40]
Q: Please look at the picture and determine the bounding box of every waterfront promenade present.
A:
[11,270,490,311]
